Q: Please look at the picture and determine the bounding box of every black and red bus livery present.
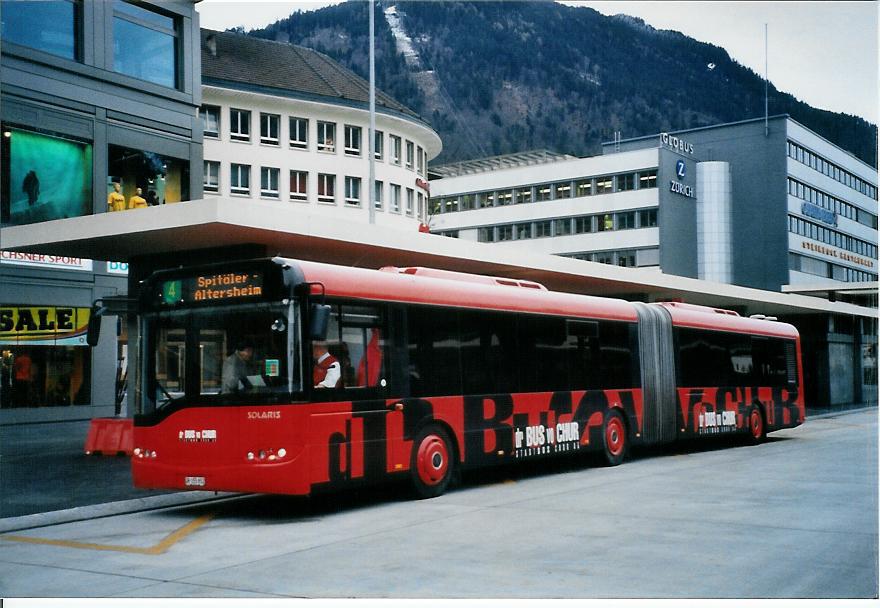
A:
[130,257,804,498]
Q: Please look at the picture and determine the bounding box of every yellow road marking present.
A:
[2,513,214,555]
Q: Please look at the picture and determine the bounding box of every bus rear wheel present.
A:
[410,426,455,499]
[747,404,766,444]
[602,410,627,466]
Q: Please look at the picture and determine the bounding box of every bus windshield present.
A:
[142,300,302,413]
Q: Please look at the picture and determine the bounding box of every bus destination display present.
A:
[160,272,264,305]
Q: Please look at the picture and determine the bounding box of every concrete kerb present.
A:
[0,491,245,534]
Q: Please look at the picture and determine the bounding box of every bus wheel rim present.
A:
[606,417,624,456]
[417,434,449,486]
[750,409,763,438]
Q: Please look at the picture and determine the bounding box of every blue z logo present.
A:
[676,160,686,179]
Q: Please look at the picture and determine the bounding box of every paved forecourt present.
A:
[0,408,876,598]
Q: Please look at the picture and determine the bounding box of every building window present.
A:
[289,170,307,201]
[203,161,220,193]
[318,173,335,203]
[345,176,362,206]
[535,220,552,238]
[390,184,401,213]
[554,218,572,236]
[344,125,362,156]
[406,188,415,216]
[554,182,571,199]
[417,146,425,176]
[516,223,532,240]
[200,106,220,139]
[374,130,384,161]
[289,117,308,149]
[596,177,613,194]
[390,135,402,165]
[417,192,425,219]
[516,188,532,205]
[639,209,658,227]
[405,140,415,170]
[460,194,475,211]
[576,179,592,197]
[230,164,250,195]
[497,190,513,206]
[536,185,552,201]
[478,227,495,243]
[374,180,384,210]
[260,113,280,146]
[617,211,636,229]
[616,173,635,192]
[1,0,81,60]
[498,225,513,241]
[574,216,593,234]
[598,213,614,231]
[618,252,636,267]
[260,167,279,198]
[442,197,459,213]
[477,192,494,208]
[230,109,250,142]
[318,121,336,153]
[112,1,178,88]
[1,127,93,226]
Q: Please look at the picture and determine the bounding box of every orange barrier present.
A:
[84,418,134,456]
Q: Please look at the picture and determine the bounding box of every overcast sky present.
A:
[196,1,878,124]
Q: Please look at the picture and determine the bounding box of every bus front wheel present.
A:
[602,410,628,466]
[410,426,455,499]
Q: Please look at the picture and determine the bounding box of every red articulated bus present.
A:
[129,257,804,498]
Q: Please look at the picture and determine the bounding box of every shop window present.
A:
[0,306,92,408]
[108,144,189,206]
[230,109,250,142]
[230,163,250,196]
[289,117,308,149]
[1,126,93,226]
[260,113,280,146]
[1,0,81,61]
[203,161,220,193]
[318,173,335,203]
[200,106,220,139]
[345,176,361,206]
[289,170,307,201]
[260,167,279,198]
[112,1,178,89]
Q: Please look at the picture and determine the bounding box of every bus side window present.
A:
[339,305,386,390]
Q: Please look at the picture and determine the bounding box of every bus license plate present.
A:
[184,476,206,487]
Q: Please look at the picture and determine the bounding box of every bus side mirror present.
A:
[86,305,106,347]
[309,304,331,341]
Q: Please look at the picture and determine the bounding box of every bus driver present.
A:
[313,342,341,389]
[221,343,254,393]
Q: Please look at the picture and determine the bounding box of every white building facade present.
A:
[200,30,441,230]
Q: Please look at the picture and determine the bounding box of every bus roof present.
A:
[657,302,800,339]
[292,258,639,322]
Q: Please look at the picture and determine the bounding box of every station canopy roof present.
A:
[2,197,875,320]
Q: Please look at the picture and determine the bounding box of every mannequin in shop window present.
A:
[128,187,147,209]
[107,182,125,212]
